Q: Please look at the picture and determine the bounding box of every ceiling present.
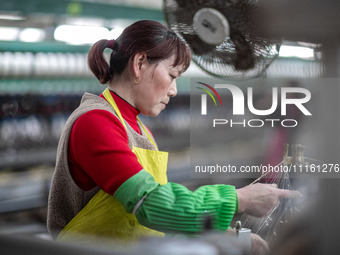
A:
[0,0,164,29]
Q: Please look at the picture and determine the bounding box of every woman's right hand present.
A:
[236,183,301,217]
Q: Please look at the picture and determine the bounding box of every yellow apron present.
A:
[57,88,168,242]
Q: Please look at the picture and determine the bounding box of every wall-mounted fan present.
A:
[163,0,281,78]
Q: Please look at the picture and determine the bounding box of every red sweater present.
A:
[68,91,145,195]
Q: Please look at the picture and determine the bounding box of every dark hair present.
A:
[88,20,192,84]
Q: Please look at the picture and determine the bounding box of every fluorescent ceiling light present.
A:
[279,45,315,60]
[54,25,110,45]
[0,14,25,20]
[63,17,105,27]
[0,26,20,41]
[19,28,46,42]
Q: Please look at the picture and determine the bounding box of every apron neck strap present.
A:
[102,88,158,150]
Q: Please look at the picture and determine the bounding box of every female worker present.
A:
[47,20,298,253]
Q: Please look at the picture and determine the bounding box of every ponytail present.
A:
[87,39,112,84]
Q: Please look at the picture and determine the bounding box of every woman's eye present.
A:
[170,75,176,80]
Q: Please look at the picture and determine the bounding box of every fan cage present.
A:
[164,0,281,79]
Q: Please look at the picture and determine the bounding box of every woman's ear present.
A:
[131,53,148,78]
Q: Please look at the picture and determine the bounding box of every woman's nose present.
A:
[168,81,177,97]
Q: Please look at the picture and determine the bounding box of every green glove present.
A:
[114,170,238,233]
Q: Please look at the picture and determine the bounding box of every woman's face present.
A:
[135,55,183,117]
